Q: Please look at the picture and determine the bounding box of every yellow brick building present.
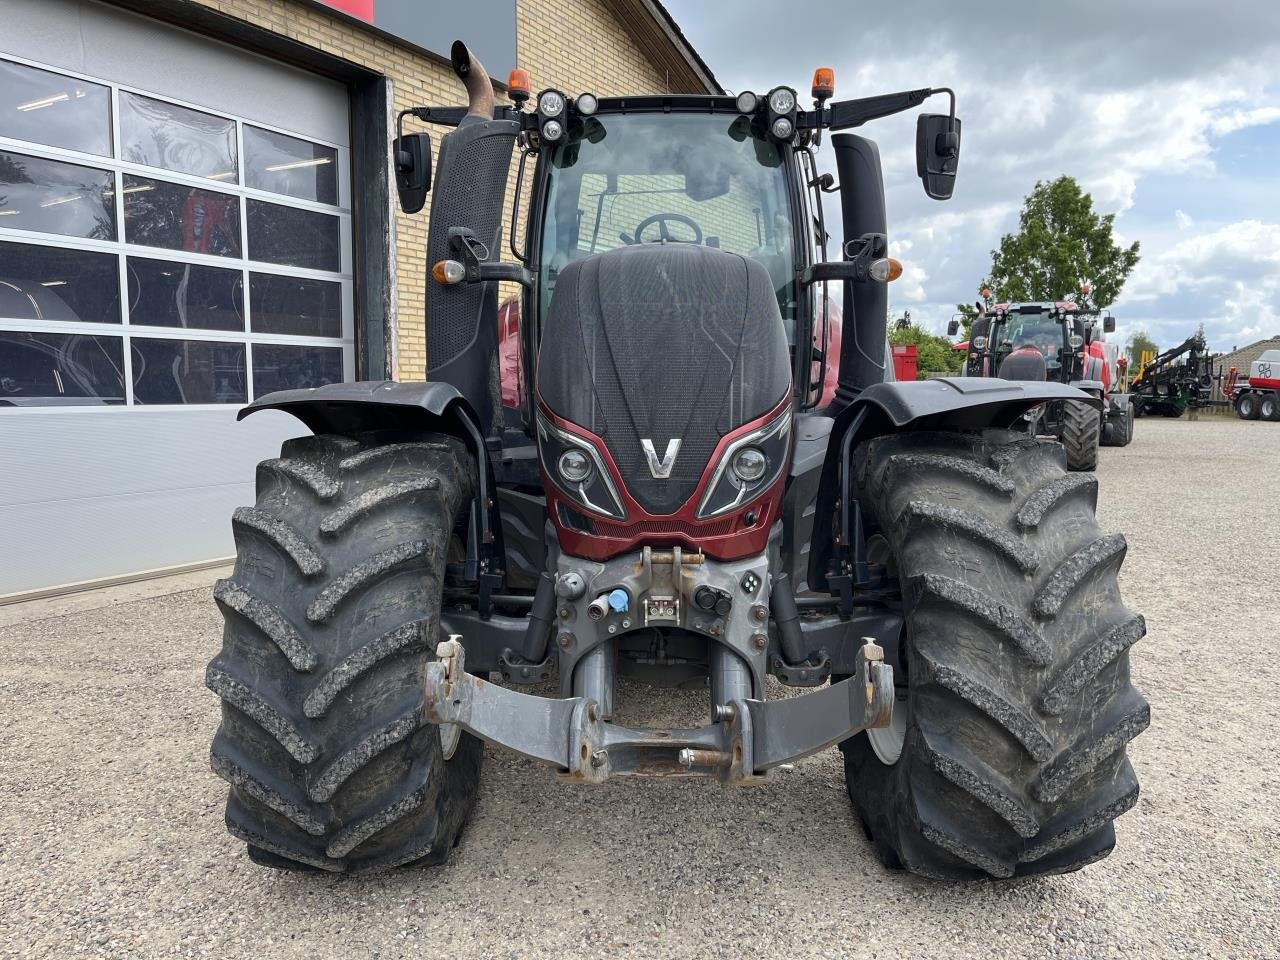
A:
[0,0,718,594]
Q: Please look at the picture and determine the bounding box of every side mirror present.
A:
[394,132,432,214]
[915,113,961,200]
[946,319,959,336]
[1103,314,1116,333]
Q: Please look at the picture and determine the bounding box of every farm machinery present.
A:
[1129,332,1216,418]
[205,42,1148,880]
[1225,347,1280,421]
[949,299,1132,470]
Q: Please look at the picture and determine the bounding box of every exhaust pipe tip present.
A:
[450,40,494,121]
[450,40,472,79]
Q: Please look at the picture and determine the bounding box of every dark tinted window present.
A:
[131,338,245,404]
[246,200,339,271]
[127,258,243,331]
[0,331,125,406]
[252,343,342,396]
[0,151,115,240]
[0,240,120,324]
[0,59,111,156]
[249,273,340,337]
[119,91,238,182]
[244,126,337,205]
[123,176,241,257]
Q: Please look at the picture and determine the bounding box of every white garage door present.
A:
[0,0,354,597]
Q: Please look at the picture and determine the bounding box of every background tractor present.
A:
[949,299,1132,470]
[205,42,1148,881]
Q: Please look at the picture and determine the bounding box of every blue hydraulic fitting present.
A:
[608,588,629,613]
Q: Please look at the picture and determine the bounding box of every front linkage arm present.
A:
[425,638,894,784]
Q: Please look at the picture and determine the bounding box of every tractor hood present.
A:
[536,243,791,522]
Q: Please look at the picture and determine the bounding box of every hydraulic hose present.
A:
[520,572,556,663]
[770,573,808,666]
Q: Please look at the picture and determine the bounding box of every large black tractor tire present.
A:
[1237,393,1261,420]
[206,432,483,873]
[1060,399,1101,471]
[1261,394,1280,421]
[841,430,1149,880]
[1102,402,1134,447]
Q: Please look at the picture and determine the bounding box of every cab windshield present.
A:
[538,112,796,336]
[1002,314,1066,372]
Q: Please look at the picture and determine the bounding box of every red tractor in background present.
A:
[950,297,1132,470]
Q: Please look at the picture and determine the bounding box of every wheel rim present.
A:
[439,719,461,760]
[864,534,909,765]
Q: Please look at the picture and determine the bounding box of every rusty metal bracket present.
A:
[425,637,892,784]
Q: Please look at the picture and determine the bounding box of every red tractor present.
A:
[950,299,1133,470]
[205,43,1147,881]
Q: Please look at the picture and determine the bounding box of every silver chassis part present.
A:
[425,637,893,784]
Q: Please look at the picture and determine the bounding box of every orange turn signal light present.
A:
[811,67,835,101]
[507,68,531,103]
[1081,281,1092,295]
[981,287,991,298]
[433,259,465,285]
[869,257,903,283]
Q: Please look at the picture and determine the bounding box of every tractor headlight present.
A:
[972,335,988,350]
[1069,334,1084,348]
[697,408,792,519]
[558,449,592,483]
[541,119,563,142]
[538,90,565,116]
[731,447,768,482]
[537,411,626,520]
[768,88,796,114]
[735,91,759,114]
[575,93,598,116]
[771,116,794,140]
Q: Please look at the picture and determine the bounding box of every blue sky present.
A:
[665,0,1280,354]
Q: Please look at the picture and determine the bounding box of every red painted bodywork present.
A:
[538,399,792,562]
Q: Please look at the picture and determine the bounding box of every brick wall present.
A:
[188,0,679,381]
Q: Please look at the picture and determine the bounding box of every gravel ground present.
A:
[2,416,1278,960]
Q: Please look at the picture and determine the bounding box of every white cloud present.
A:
[666,0,1280,348]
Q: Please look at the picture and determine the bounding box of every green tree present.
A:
[1127,329,1157,363]
[985,176,1140,307]
[890,324,965,379]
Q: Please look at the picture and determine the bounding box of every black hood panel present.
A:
[537,244,791,515]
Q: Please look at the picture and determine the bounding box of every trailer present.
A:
[1226,349,1280,420]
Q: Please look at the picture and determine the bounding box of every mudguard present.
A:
[238,379,479,437]
[809,377,1099,590]
[240,380,504,594]
[1067,378,1105,398]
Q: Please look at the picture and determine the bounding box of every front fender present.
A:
[1067,379,1105,398]
[238,379,480,437]
[808,378,1099,590]
[240,380,503,590]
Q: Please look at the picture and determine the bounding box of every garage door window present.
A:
[0,55,353,408]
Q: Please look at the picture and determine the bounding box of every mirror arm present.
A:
[815,87,955,131]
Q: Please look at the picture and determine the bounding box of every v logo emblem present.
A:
[640,438,681,479]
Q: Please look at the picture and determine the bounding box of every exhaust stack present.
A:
[450,40,495,123]
[422,43,519,437]
[830,133,889,412]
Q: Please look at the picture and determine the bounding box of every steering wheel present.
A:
[632,212,704,245]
